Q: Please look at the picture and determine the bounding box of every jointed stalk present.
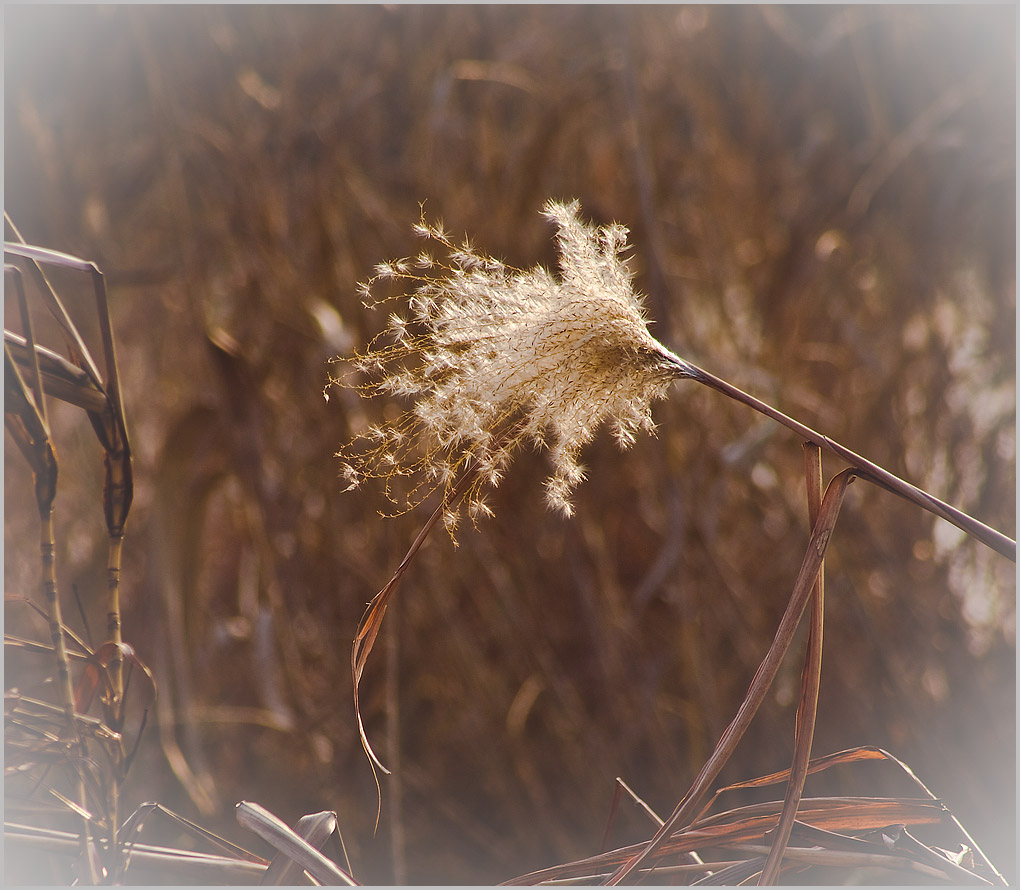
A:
[39,511,79,741]
[105,535,126,715]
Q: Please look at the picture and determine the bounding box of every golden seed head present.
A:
[331,200,689,528]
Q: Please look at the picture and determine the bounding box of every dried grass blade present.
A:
[710,746,890,799]
[4,331,109,412]
[758,444,826,884]
[120,801,263,863]
[729,841,977,883]
[261,810,340,885]
[3,228,105,388]
[687,796,948,840]
[7,265,46,417]
[352,463,480,779]
[3,240,98,274]
[4,346,57,508]
[505,796,948,885]
[693,856,766,885]
[236,801,357,886]
[875,749,1008,884]
[616,776,664,827]
[5,821,268,883]
[606,469,854,884]
[599,778,664,856]
[3,230,133,536]
[887,825,995,885]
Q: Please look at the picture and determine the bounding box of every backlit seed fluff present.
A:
[330,199,694,529]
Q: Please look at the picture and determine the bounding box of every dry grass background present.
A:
[4,5,1015,884]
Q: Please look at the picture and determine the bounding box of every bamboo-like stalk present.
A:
[5,274,94,871]
[105,534,125,718]
[104,532,124,876]
[92,259,132,733]
[6,232,136,878]
[35,511,97,882]
[38,511,78,745]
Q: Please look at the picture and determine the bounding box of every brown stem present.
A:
[661,353,1015,562]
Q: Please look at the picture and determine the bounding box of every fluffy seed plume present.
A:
[331,199,695,528]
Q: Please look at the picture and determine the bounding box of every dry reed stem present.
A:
[4,337,94,868]
[4,232,138,880]
[683,364,1015,562]
[759,443,826,884]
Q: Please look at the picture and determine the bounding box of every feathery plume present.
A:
[331,199,695,528]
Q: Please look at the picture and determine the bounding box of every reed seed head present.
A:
[330,199,693,530]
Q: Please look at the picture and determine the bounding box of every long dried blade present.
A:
[352,462,480,779]
[4,230,134,536]
[3,234,105,389]
[261,810,341,885]
[759,444,827,884]
[5,821,268,883]
[236,802,356,886]
[4,331,109,412]
[86,258,133,538]
[7,264,47,416]
[119,801,262,863]
[504,796,950,885]
[710,746,892,797]
[4,344,57,512]
[607,468,855,884]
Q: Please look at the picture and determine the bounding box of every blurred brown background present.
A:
[4,5,1015,884]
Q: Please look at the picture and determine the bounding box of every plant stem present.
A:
[659,351,1015,562]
